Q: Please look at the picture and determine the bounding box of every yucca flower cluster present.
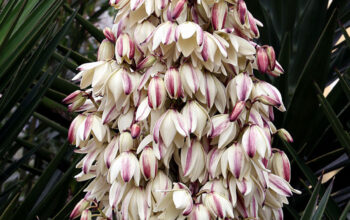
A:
[65,0,300,219]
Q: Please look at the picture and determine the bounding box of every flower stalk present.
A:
[65,0,300,219]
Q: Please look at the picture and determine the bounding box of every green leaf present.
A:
[9,142,70,220]
[0,0,62,76]
[301,178,322,220]
[339,22,350,49]
[0,141,43,184]
[312,179,334,220]
[63,4,105,42]
[315,82,350,157]
[0,193,20,220]
[0,10,77,153]
[335,69,350,102]
[340,200,350,220]
[52,181,90,220]
[284,9,337,149]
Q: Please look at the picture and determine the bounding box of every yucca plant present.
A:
[0,0,349,220]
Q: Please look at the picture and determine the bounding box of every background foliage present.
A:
[0,0,349,219]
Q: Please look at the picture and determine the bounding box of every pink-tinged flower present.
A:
[266,46,276,71]
[107,68,137,101]
[77,114,108,143]
[151,171,172,204]
[212,1,228,30]
[115,33,135,64]
[121,186,152,220]
[277,128,293,143]
[140,146,158,180]
[248,12,259,37]
[229,100,245,121]
[98,39,115,61]
[234,73,253,102]
[271,150,291,182]
[181,101,208,138]
[153,110,188,147]
[241,124,270,158]
[188,204,211,220]
[152,21,177,50]
[268,61,284,77]
[237,0,247,25]
[268,173,293,197]
[208,114,230,138]
[203,192,234,219]
[164,67,184,99]
[175,22,204,57]
[256,46,269,73]
[80,144,103,174]
[220,143,248,179]
[130,123,141,138]
[148,76,167,109]
[155,183,193,219]
[167,0,187,21]
[104,136,119,168]
[109,151,141,185]
[68,115,86,145]
[180,140,206,181]
[136,55,156,70]
[80,209,91,220]
[180,63,203,97]
[109,179,128,209]
[63,90,87,112]
[253,81,286,111]
[135,98,151,123]
[69,199,90,219]
[103,27,116,43]
[207,148,225,179]
[63,90,84,104]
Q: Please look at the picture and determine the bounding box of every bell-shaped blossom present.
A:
[270,150,291,182]
[148,76,167,109]
[221,143,249,179]
[109,151,141,185]
[188,204,211,220]
[121,186,152,220]
[140,146,158,180]
[203,192,234,219]
[155,183,193,219]
[164,67,184,99]
[180,140,206,181]
[241,124,270,158]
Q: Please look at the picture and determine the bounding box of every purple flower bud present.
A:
[256,46,269,73]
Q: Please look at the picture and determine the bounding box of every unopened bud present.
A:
[266,46,276,71]
[229,101,245,121]
[103,27,116,43]
[130,124,141,139]
[148,76,167,109]
[136,55,156,70]
[256,46,268,73]
[277,128,293,143]
[119,132,134,152]
[140,146,158,180]
[69,199,89,219]
[68,96,87,112]
[63,90,84,104]
[98,39,115,61]
[272,150,291,182]
[237,0,247,25]
[80,209,91,220]
[164,67,183,99]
